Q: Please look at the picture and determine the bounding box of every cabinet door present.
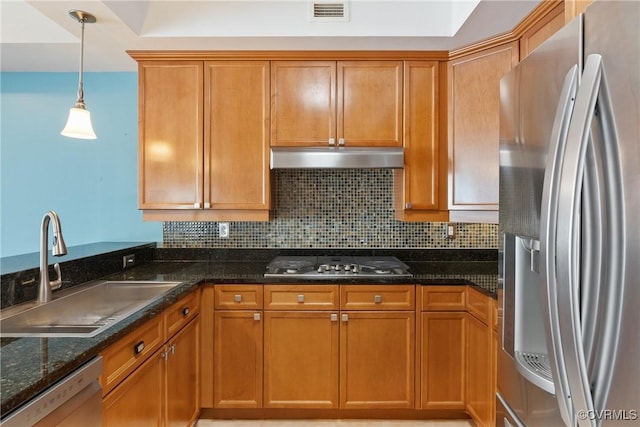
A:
[214,311,263,408]
[338,61,403,147]
[264,311,339,408]
[395,61,448,221]
[167,317,200,426]
[271,61,336,146]
[204,61,270,210]
[519,3,565,59]
[421,312,466,409]
[138,61,204,209]
[466,313,492,426]
[447,42,518,222]
[102,349,165,427]
[340,311,415,409]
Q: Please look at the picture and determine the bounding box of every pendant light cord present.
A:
[76,18,85,107]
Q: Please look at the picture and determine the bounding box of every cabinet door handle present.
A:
[234,294,242,302]
[134,341,145,355]
[341,314,349,322]
[193,202,201,208]
[254,313,261,321]
[160,350,169,360]
[330,313,338,322]
[182,307,190,317]
[374,295,382,303]
[170,344,176,355]
[338,138,345,146]
[329,138,336,146]
[204,202,211,209]
[297,294,305,303]
[405,202,413,209]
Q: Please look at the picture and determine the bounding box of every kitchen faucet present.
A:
[38,211,68,303]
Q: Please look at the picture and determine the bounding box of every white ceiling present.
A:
[0,0,541,72]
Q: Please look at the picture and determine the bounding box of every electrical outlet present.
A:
[123,254,136,269]
[444,223,456,240]
[219,222,230,239]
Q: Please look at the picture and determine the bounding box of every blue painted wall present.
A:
[0,72,162,257]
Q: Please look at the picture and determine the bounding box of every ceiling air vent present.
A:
[309,1,349,22]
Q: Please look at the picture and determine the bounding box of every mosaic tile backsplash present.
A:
[163,169,498,249]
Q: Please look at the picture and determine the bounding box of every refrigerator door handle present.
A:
[576,54,626,420]
[539,64,579,427]
[555,54,610,427]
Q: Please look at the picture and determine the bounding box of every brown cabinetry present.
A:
[420,286,466,410]
[465,287,494,427]
[135,58,270,221]
[271,61,402,147]
[212,285,264,408]
[340,285,415,409]
[447,42,519,223]
[395,61,448,221]
[519,2,565,59]
[101,289,201,426]
[263,284,339,408]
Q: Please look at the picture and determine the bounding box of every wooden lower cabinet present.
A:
[420,312,466,409]
[263,311,339,408]
[213,310,263,408]
[102,290,200,427]
[340,311,415,409]
[466,312,492,426]
[103,316,200,427]
[103,348,165,426]
[167,317,200,426]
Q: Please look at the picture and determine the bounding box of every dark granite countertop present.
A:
[1,258,497,418]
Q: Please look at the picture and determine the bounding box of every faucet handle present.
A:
[50,263,63,290]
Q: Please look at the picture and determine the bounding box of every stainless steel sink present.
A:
[0,280,182,337]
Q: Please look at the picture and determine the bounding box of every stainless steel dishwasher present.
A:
[1,356,102,426]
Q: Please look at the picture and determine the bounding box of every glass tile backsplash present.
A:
[163,169,498,249]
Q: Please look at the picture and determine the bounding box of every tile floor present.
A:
[196,420,475,427]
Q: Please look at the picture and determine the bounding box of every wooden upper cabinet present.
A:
[271,60,402,147]
[337,61,403,147]
[395,61,448,221]
[520,2,565,59]
[138,61,204,210]
[271,61,336,146]
[204,61,270,211]
[137,59,271,221]
[447,42,519,223]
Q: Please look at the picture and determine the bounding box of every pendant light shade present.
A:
[61,10,97,140]
[61,107,97,139]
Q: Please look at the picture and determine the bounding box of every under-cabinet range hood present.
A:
[270,147,404,169]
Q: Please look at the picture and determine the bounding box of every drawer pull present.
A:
[254,313,261,321]
[134,341,145,355]
[297,294,305,303]
[234,294,242,303]
[341,314,349,322]
[330,313,338,322]
[182,307,190,316]
[374,295,382,303]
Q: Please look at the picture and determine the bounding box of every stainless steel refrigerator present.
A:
[497,1,639,426]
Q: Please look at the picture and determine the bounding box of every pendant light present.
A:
[61,10,97,140]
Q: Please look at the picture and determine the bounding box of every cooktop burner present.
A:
[264,256,412,279]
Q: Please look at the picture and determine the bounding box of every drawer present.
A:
[341,285,415,310]
[421,286,466,311]
[215,285,263,310]
[466,286,491,325]
[166,289,201,339]
[100,314,164,396]
[264,285,339,310]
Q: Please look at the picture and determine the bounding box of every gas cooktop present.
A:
[264,256,412,279]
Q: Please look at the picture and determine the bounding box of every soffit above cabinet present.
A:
[2,0,540,72]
